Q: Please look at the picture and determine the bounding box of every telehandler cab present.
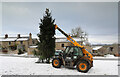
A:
[52,25,93,73]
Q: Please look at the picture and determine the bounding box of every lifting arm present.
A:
[55,25,84,48]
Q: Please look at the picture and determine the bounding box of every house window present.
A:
[93,50,95,53]
[109,47,113,51]
[9,45,17,51]
[9,42,11,45]
[20,41,23,44]
[32,40,35,44]
[61,44,64,47]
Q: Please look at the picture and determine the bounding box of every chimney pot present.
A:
[18,34,20,38]
[5,34,8,38]
[29,33,32,37]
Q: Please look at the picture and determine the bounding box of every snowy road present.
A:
[0,56,118,75]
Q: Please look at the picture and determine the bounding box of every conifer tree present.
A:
[37,8,55,63]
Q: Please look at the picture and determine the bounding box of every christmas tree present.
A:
[37,8,55,63]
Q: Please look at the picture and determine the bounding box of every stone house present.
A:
[28,46,38,55]
[55,37,72,51]
[92,46,103,56]
[92,44,119,56]
[117,44,120,56]
[0,33,38,54]
[99,44,118,55]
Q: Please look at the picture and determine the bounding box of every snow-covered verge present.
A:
[93,54,119,60]
[93,56,119,60]
[0,56,118,75]
[0,53,35,58]
[104,54,115,57]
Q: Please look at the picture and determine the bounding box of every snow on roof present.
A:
[20,35,29,37]
[0,37,29,42]
[54,35,66,38]
[29,46,37,48]
[55,38,68,42]
[73,38,82,41]
[0,38,17,41]
[16,38,28,41]
[55,37,82,42]
[93,46,102,50]
[32,38,38,40]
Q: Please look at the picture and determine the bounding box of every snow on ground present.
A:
[0,53,34,58]
[93,54,119,60]
[104,54,115,57]
[0,56,118,75]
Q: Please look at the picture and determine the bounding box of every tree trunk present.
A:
[42,59,44,63]
[46,58,50,63]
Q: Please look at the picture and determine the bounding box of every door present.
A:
[73,46,83,59]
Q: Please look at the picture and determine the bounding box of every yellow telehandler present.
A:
[52,25,93,73]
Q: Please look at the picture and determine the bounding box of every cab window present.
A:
[74,47,79,55]
[78,47,83,56]
[65,47,70,53]
[68,47,74,54]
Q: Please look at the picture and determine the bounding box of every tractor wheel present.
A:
[77,60,89,73]
[52,58,61,68]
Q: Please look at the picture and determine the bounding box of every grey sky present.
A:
[1,2,118,44]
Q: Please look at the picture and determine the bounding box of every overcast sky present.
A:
[1,2,118,44]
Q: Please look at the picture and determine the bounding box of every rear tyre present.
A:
[52,58,61,68]
[77,61,89,73]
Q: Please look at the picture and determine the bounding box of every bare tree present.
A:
[70,27,89,45]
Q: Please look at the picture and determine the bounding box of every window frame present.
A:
[61,44,64,47]
[20,41,23,44]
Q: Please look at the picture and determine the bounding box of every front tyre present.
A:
[52,58,61,68]
[77,61,89,73]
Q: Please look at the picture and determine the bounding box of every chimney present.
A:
[29,33,32,45]
[5,34,8,38]
[17,34,20,38]
[29,33,32,38]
